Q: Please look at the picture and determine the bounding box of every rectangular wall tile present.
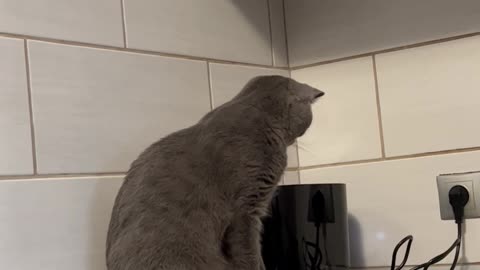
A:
[282,170,299,185]
[300,151,480,267]
[285,0,480,66]
[208,63,298,167]
[0,37,33,175]
[28,41,211,174]
[0,176,123,270]
[268,0,288,67]
[291,57,382,167]
[0,0,123,46]
[124,0,272,65]
[376,36,480,157]
[286,144,299,168]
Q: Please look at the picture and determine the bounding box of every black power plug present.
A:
[449,185,469,224]
[391,184,470,270]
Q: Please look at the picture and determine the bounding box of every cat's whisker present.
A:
[296,141,318,155]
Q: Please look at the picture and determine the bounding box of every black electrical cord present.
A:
[449,224,462,270]
[302,225,323,269]
[391,227,461,270]
[390,185,469,270]
[411,224,461,270]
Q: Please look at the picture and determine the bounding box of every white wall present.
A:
[288,5,480,267]
[0,1,293,269]
[285,0,480,67]
[3,1,479,269]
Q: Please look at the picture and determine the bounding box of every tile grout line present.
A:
[0,32,287,71]
[290,32,480,70]
[23,40,38,175]
[294,169,300,184]
[281,0,291,68]
[206,61,214,110]
[294,141,301,182]
[384,146,480,161]
[372,55,386,158]
[297,146,480,171]
[120,0,128,48]
[3,140,480,177]
[3,31,479,180]
[266,0,275,66]
[0,172,127,181]
[299,158,384,171]
[288,65,299,180]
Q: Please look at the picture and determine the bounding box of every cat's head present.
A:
[235,75,324,145]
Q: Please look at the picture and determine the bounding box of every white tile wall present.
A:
[268,0,289,67]
[292,57,382,167]
[1,1,478,268]
[124,0,272,65]
[208,63,298,168]
[28,41,211,174]
[300,151,480,267]
[282,170,299,185]
[0,37,33,175]
[0,0,124,46]
[0,176,123,270]
[376,36,480,157]
[286,144,299,168]
[285,0,480,66]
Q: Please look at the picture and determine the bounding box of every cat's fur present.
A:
[106,76,324,270]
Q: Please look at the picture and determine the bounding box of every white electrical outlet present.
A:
[437,171,480,220]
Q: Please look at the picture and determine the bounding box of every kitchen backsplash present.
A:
[0,0,290,269]
[1,0,479,269]
[284,1,479,266]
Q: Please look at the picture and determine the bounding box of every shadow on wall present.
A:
[88,179,123,270]
[231,0,273,45]
[348,214,365,267]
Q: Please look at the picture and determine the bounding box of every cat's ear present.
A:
[288,79,324,103]
[235,75,288,99]
[312,88,325,103]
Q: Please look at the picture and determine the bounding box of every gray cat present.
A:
[106,76,324,270]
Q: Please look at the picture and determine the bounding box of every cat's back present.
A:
[106,125,230,270]
[106,100,278,269]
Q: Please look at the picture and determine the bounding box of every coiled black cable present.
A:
[391,223,461,270]
[391,185,468,270]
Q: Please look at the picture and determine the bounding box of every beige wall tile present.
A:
[0,0,124,46]
[0,37,33,175]
[376,36,480,157]
[124,0,272,65]
[29,41,211,174]
[292,57,382,167]
[268,0,288,67]
[0,176,123,269]
[285,0,480,66]
[282,170,299,185]
[300,151,480,267]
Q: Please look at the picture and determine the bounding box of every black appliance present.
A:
[261,184,349,270]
